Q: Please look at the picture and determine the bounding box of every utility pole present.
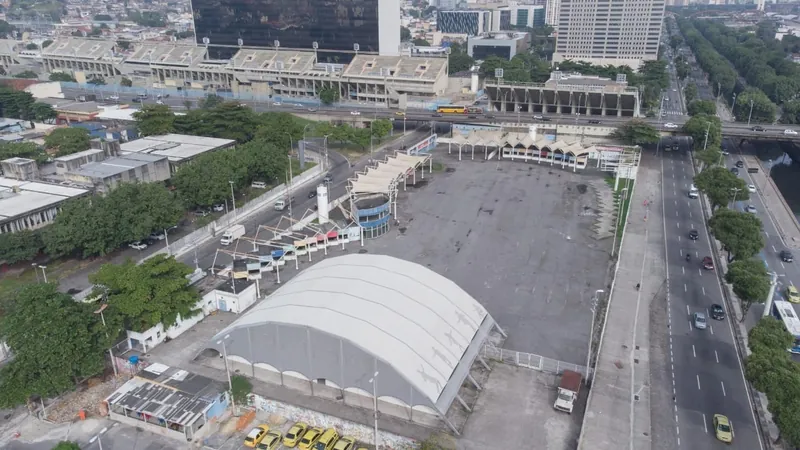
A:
[703,122,710,151]
[747,99,755,126]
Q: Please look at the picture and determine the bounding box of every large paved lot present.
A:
[364,155,612,364]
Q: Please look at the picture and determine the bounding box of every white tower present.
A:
[316,184,329,224]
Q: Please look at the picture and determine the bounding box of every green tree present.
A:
[133,104,176,136]
[371,119,392,141]
[0,141,48,163]
[87,75,106,86]
[610,120,659,146]
[708,208,763,261]
[41,39,53,48]
[13,70,38,79]
[401,26,411,42]
[172,150,243,207]
[670,35,683,51]
[25,42,38,50]
[256,112,306,147]
[0,284,107,408]
[318,87,339,105]
[0,230,43,264]
[237,140,290,187]
[725,258,770,319]
[684,84,698,103]
[174,103,260,143]
[120,77,133,87]
[44,128,90,157]
[52,442,82,450]
[90,255,200,332]
[694,147,723,168]
[733,88,777,124]
[412,38,430,47]
[694,166,751,208]
[682,114,721,151]
[749,316,794,353]
[198,94,224,109]
[687,99,717,116]
[93,14,112,21]
[126,10,166,27]
[117,40,131,50]
[448,52,475,74]
[0,88,35,119]
[31,102,57,123]
[230,374,252,407]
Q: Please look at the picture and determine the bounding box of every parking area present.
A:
[459,364,585,450]
[364,153,613,364]
[2,417,179,450]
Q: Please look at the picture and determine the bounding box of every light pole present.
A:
[285,132,294,221]
[31,263,40,282]
[94,304,118,377]
[747,99,755,126]
[228,180,237,218]
[368,371,380,449]
[216,334,235,412]
[611,187,628,257]
[730,187,742,208]
[38,265,47,283]
[586,289,603,384]
[731,92,737,119]
[574,93,584,124]
[703,122,711,151]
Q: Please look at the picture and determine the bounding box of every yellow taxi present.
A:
[394,111,406,117]
[283,422,309,448]
[713,414,733,443]
[298,427,324,450]
[787,286,800,303]
[332,436,357,450]
[244,425,270,448]
[256,430,282,450]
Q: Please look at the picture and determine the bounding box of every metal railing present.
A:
[482,344,592,378]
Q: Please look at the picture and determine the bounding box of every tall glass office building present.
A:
[191,0,400,58]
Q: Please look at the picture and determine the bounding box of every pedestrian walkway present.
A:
[578,154,664,450]
[742,155,800,249]
[716,99,735,122]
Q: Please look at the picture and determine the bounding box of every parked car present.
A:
[735,160,743,168]
[746,205,757,214]
[307,190,317,199]
[588,119,601,124]
[784,129,798,135]
[748,184,756,193]
[693,312,707,330]
[193,209,210,217]
[212,203,225,212]
[297,427,324,450]
[283,422,309,448]
[702,256,714,270]
[781,250,794,263]
[533,115,544,120]
[730,167,738,175]
[252,181,267,189]
[148,231,166,241]
[129,241,148,250]
[710,304,725,320]
[244,425,270,448]
[332,436,357,450]
[257,431,282,450]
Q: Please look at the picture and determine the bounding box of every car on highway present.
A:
[540,117,552,121]
[308,190,317,198]
[298,427,324,450]
[735,160,744,168]
[394,111,406,117]
[212,203,225,212]
[710,303,725,320]
[350,111,361,116]
[432,112,443,117]
[244,425,270,448]
[693,312,708,330]
[787,285,800,303]
[664,123,678,129]
[748,184,756,193]
[587,119,601,124]
[107,95,119,101]
[273,101,281,106]
[156,100,164,105]
[323,173,333,183]
[713,414,733,443]
[486,113,496,119]
[752,126,766,132]
[308,108,317,112]
[533,115,544,120]
[781,250,794,263]
[746,205,757,214]
[702,256,714,270]
[257,430,282,450]
[730,167,739,175]
[129,241,148,250]
[283,422,309,448]
[784,129,798,135]
[689,229,699,240]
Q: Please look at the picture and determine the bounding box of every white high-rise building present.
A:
[552,0,666,68]
[545,0,560,26]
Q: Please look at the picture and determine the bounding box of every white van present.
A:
[689,185,699,199]
[274,199,286,211]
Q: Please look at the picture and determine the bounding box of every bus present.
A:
[772,300,800,354]
[436,105,484,114]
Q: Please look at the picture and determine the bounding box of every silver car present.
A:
[693,312,707,330]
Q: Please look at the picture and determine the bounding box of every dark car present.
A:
[540,117,552,122]
[703,256,714,270]
[588,119,601,124]
[752,126,766,132]
[323,174,333,183]
[730,167,739,175]
[307,190,316,199]
[432,112,443,117]
[781,250,794,263]
[735,160,744,168]
[689,229,699,240]
[486,114,496,119]
[710,304,725,320]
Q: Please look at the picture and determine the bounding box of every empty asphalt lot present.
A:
[364,156,613,365]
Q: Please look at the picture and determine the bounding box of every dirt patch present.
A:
[44,375,123,423]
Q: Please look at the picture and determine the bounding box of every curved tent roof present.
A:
[204,254,497,416]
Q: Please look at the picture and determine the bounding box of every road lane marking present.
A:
[692,345,696,357]
[676,210,679,217]
[773,245,777,252]
[689,321,693,331]
[696,374,701,390]
[682,266,685,275]
[710,325,714,335]
[702,287,705,296]
[715,350,719,363]
[782,262,786,269]
[684,284,687,292]
[721,381,726,396]
[702,414,708,433]
[766,231,770,238]
[675,200,677,206]
[686,305,690,315]
[678,236,681,242]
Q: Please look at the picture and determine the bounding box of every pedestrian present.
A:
[635,283,641,290]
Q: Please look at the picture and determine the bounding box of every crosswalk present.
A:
[661,109,684,116]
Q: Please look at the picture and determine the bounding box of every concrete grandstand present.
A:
[203,253,503,433]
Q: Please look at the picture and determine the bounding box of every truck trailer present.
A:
[553,370,582,414]
[220,224,245,246]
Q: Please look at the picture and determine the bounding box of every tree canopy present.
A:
[0,87,36,120]
[609,119,659,146]
[132,104,175,136]
[0,141,48,164]
[725,258,770,318]
[687,99,717,116]
[0,283,108,407]
[89,255,200,332]
[682,114,721,151]
[52,442,82,450]
[318,87,339,105]
[44,128,90,157]
[708,207,764,260]
[49,72,76,82]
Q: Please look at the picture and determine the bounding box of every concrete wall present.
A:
[203,282,257,314]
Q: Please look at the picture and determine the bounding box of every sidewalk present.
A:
[578,153,664,450]
[742,155,800,250]
[716,98,735,122]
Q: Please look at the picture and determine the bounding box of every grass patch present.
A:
[431,161,446,172]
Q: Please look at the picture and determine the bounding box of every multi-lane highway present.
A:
[659,142,763,449]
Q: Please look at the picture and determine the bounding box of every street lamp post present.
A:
[730,187,742,208]
[611,187,628,257]
[703,122,711,151]
[31,263,40,282]
[94,304,118,377]
[38,265,47,283]
[747,99,755,126]
[731,92,737,119]
[216,334,235,412]
[228,180,237,218]
[586,289,604,384]
[368,371,380,449]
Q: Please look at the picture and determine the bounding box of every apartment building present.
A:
[553,0,666,68]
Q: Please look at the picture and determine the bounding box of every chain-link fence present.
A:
[481,344,592,378]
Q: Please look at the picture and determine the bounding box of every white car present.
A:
[350,111,361,116]
[664,123,679,129]
[272,101,281,106]
[129,241,148,250]
[212,203,225,212]
[156,100,164,105]
[107,95,119,101]
[748,184,756,193]
[148,232,166,241]
[784,129,798,135]
[746,205,757,214]
[533,115,544,120]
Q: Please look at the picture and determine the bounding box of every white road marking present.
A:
[689,211,692,218]
[715,350,719,363]
[697,374,701,390]
[684,284,687,292]
[678,236,681,242]
[710,325,714,335]
[692,344,696,357]
[773,245,777,252]
[766,231,770,238]
[702,413,708,433]
[721,381,726,396]
[686,305,690,315]
[689,321,693,331]
[702,287,705,296]
[677,222,680,228]
[675,200,678,206]
[699,268,702,276]
[676,211,679,217]
[682,266,685,275]
[782,261,786,269]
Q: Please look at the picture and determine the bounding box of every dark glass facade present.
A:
[192,0,381,58]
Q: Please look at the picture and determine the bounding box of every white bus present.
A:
[772,300,800,354]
